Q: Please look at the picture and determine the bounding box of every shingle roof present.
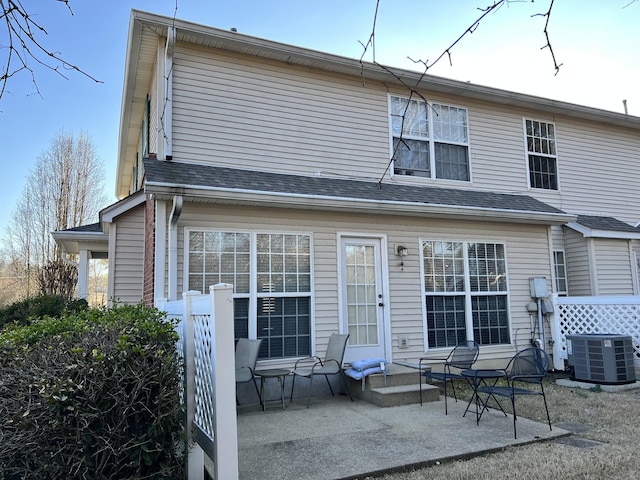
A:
[143,159,566,216]
[57,223,103,233]
[575,215,640,233]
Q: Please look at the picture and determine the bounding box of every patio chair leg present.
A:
[306,375,314,408]
[511,395,518,439]
[252,377,263,409]
[340,371,354,402]
[324,375,335,396]
[541,384,552,431]
[443,377,448,415]
[419,371,423,406]
[290,375,296,402]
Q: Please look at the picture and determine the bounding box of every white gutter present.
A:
[145,181,575,226]
[168,195,183,301]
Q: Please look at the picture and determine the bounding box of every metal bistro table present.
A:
[255,369,290,411]
[461,369,507,425]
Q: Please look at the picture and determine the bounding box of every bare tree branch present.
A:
[0,0,102,103]
[532,0,563,75]
[359,0,562,184]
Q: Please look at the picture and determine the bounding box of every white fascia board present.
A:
[51,231,109,255]
[146,181,575,226]
[100,191,146,225]
[566,221,640,239]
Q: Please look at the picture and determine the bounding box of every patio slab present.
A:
[236,394,568,480]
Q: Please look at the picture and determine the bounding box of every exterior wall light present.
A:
[397,245,409,257]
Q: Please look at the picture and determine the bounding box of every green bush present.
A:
[0,304,185,479]
[0,294,88,331]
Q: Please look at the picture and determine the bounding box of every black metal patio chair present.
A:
[419,340,479,414]
[476,346,552,438]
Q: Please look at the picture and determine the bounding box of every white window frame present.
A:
[389,94,471,182]
[523,118,560,190]
[185,228,314,361]
[420,239,512,351]
[553,249,568,295]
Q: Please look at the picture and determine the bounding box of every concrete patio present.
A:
[236,392,569,480]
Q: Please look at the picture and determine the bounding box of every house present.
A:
[54,10,640,370]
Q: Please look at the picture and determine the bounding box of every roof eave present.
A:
[145,182,575,226]
[566,222,640,239]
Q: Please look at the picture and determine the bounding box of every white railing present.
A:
[158,284,238,480]
[550,295,640,370]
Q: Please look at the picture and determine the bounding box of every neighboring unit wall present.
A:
[592,238,634,296]
[564,227,592,296]
[111,205,145,304]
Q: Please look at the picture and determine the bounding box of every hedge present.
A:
[0,294,88,331]
[0,304,185,479]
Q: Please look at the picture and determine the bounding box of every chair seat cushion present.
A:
[349,358,386,371]
[344,366,383,380]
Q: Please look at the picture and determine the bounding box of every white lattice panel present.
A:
[193,313,215,443]
[554,298,640,364]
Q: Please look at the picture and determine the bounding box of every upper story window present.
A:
[390,96,469,181]
[525,119,558,190]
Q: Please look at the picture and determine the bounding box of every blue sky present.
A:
[1,0,638,239]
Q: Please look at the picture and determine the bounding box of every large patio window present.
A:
[187,231,312,359]
[422,240,510,348]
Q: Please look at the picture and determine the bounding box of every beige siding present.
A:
[168,43,640,228]
[112,205,145,304]
[550,118,640,224]
[172,44,389,180]
[593,239,634,295]
[176,203,553,365]
[563,227,592,295]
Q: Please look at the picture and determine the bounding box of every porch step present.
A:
[367,383,439,407]
[345,366,440,407]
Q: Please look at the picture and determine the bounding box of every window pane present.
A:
[391,96,428,138]
[435,143,469,181]
[468,243,507,292]
[393,137,430,177]
[258,297,311,359]
[432,104,468,143]
[529,154,558,190]
[426,295,466,348]
[472,295,510,345]
[422,241,465,292]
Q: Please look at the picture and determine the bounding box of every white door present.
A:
[340,237,387,363]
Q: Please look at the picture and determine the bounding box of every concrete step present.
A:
[352,382,440,408]
[345,366,441,407]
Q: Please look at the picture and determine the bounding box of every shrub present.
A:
[0,294,88,331]
[0,304,184,479]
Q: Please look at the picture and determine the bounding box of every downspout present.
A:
[168,195,183,301]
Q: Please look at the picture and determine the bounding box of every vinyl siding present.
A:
[593,239,634,295]
[112,205,145,304]
[563,226,592,295]
[172,44,389,180]
[168,43,640,227]
[175,203,553,365]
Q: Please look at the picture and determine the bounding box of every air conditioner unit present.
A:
[566,334,636,385]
